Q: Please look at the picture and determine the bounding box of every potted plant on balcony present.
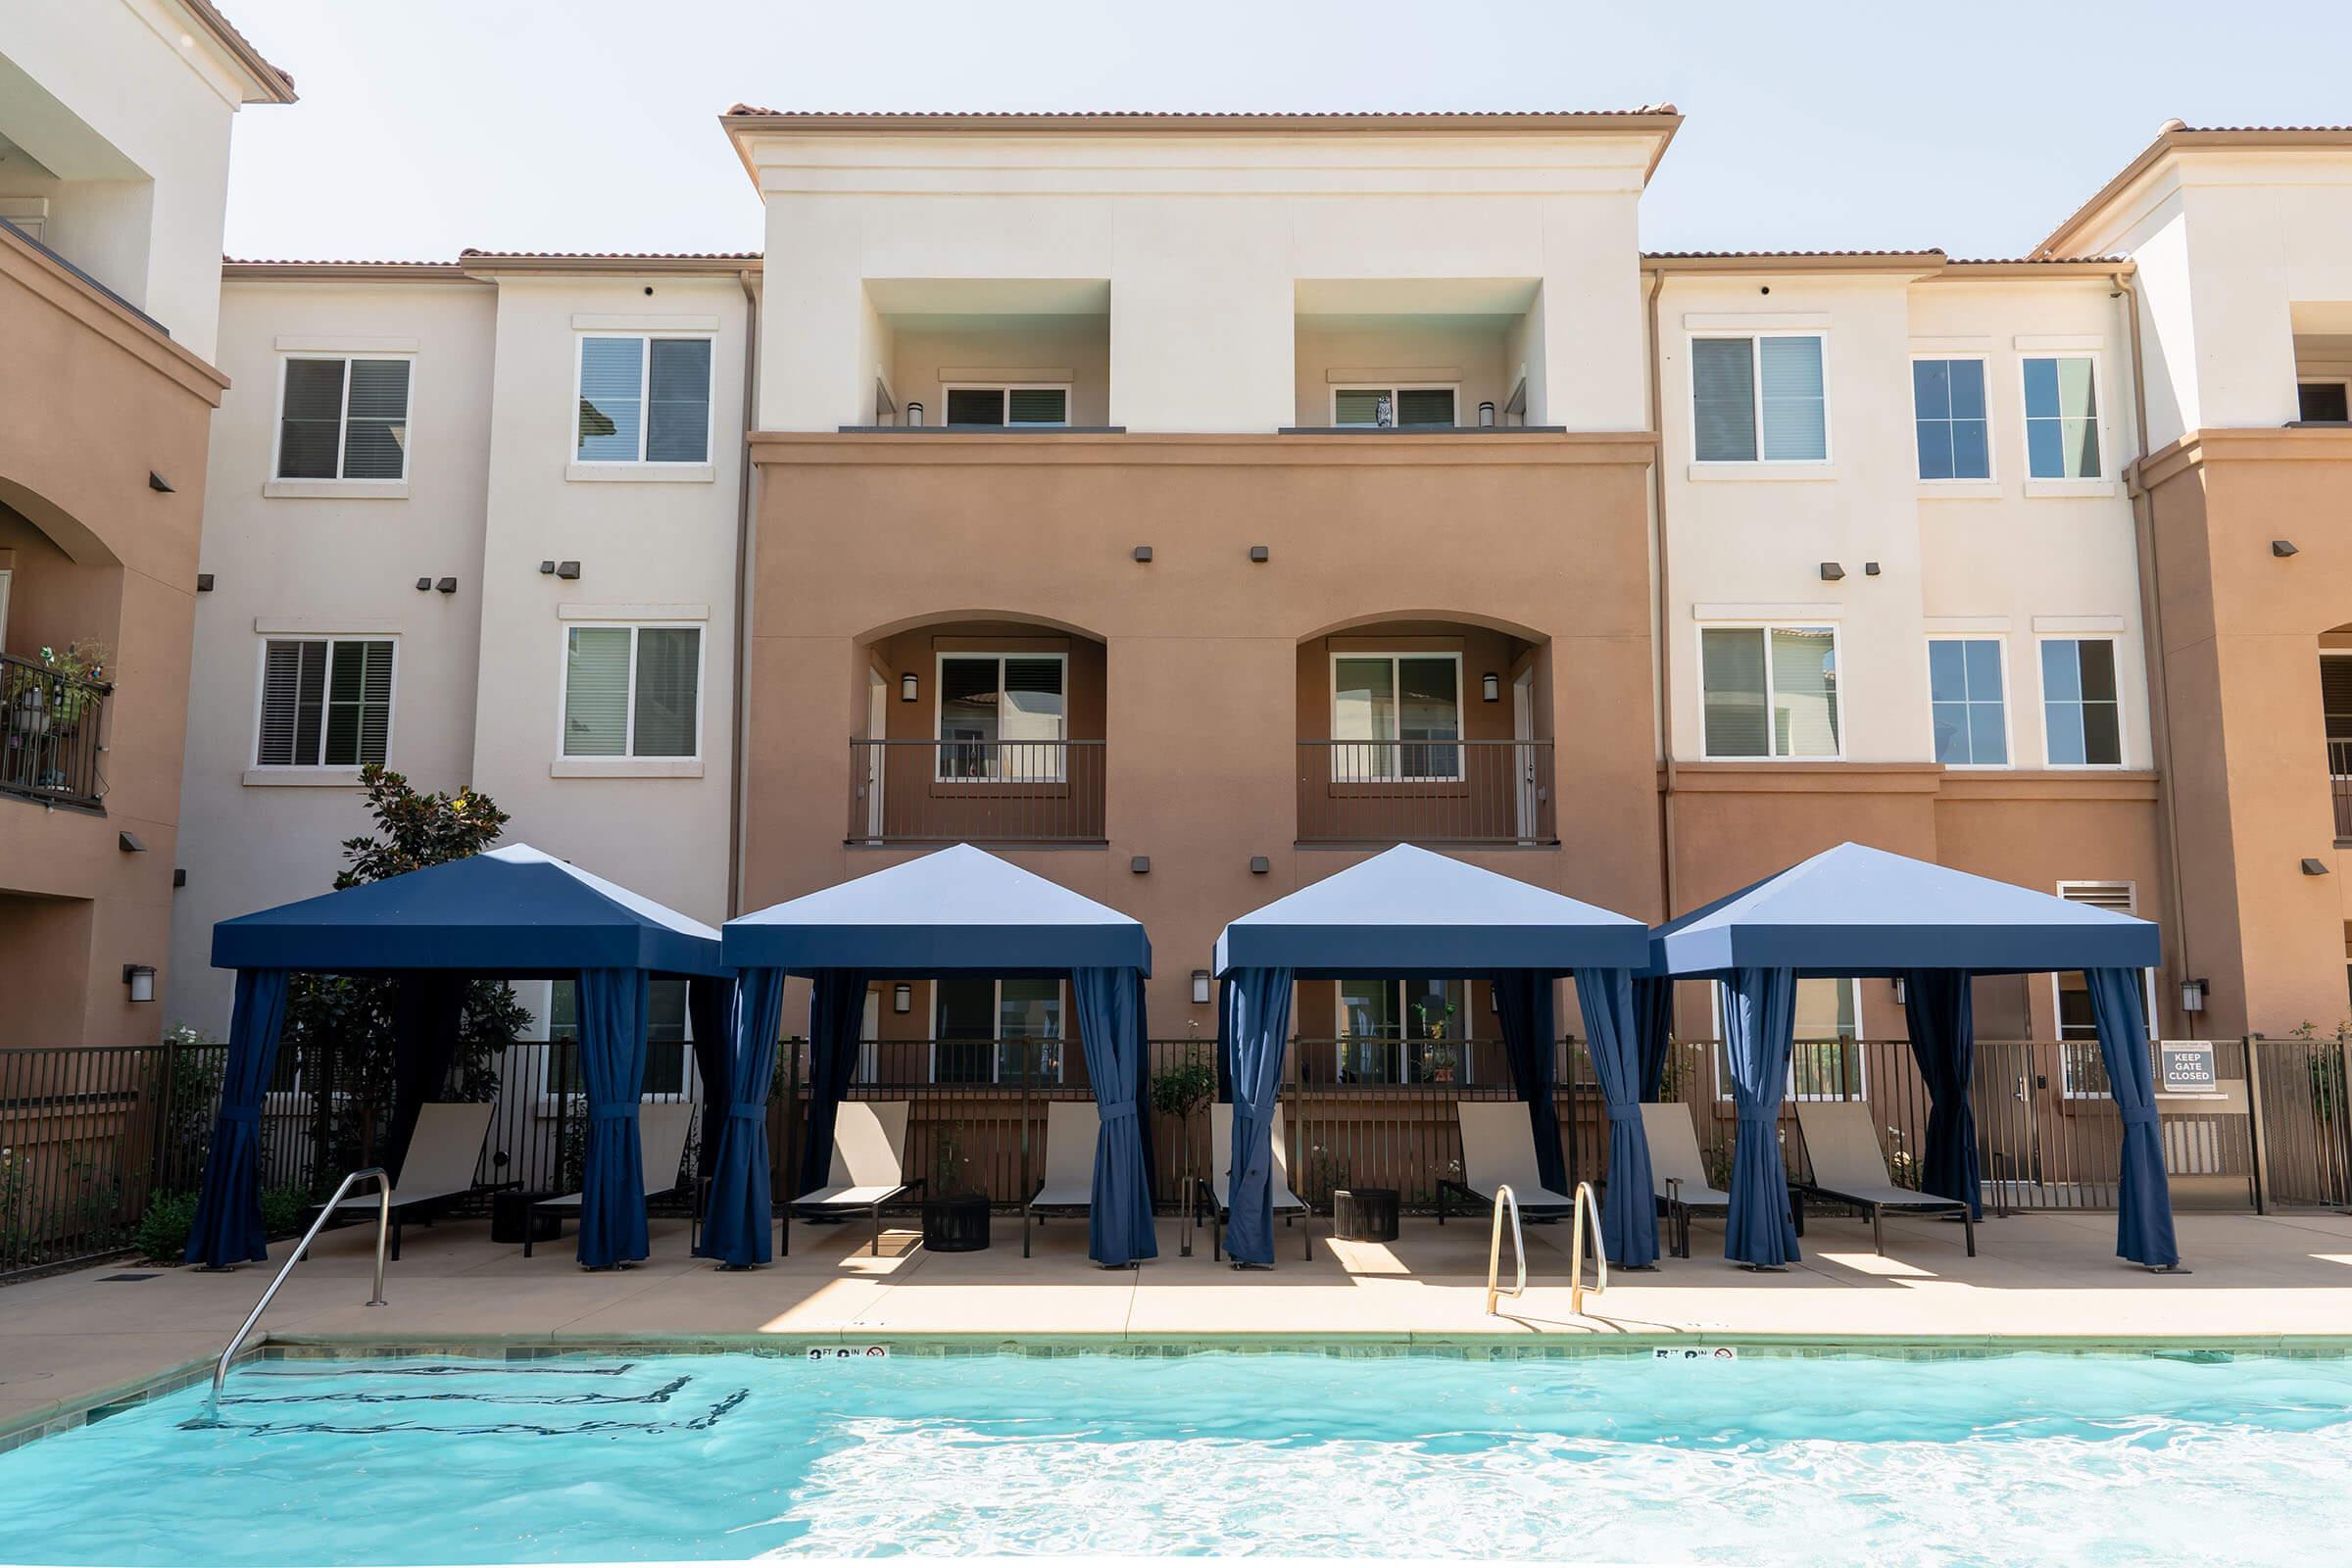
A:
[920,1123,991,1251]
[1413,996,1460,1083]
[1151,1048,1216,1249]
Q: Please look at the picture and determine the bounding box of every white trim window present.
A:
[936,653,1066,781]
[576,335,713,463]
[1332,652,1463,781]
[2022,355,2102,479]
[943,384,1070,427]
[561,624,703,759]
[1912,357,1991,481]
[1335,977,1476,1085]
[1713,977,1865,1101]
[2297,379,2350,423]
[276,356,412,480]
[1692,334,1827,462]
[256,637,395,767]
[548,977,693,1099]
[933,978,1064,1084]
[1928,637,2009,766]
[2039,637,2122,767]
[1699,625,1839,760]
[1332,385,1458,428]
[2052,882,2156,1098]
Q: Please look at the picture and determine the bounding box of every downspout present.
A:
[729,268,760,918]
[1644,264,1680,923]
[2115,267,2192,1004]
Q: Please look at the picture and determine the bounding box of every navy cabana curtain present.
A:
[1720,965,1801,1267]
[184,967,292,1266]
[699,966,784,1267]
[2089,967,2180,1268]
[1902,968,1981,1218]
[574,967,651,1268]
[1633,975,1675,1101]
[797,969,870,1200]
[1493,972,1568,1196]
[686,976,735,1190]
[1576,966,1659,1267]
[388,971,466,1182]
[1220,968,1295,1266]
[1072,966,1157,1266]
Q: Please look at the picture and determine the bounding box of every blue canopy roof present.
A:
[724,844,1152,977]
[1645,842,2162,979]
[1213,844,1649,977]
[212,844,729,977]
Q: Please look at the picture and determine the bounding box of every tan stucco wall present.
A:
[0,228,221,1044]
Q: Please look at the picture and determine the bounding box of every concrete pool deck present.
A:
[7,1205,2352,1438]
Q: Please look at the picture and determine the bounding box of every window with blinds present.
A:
[276,357,412,480]
[941,386,1069,426]
[577,336,711,463]
[1692,334,1827,462]
[2053,881,2153,1095]
[1333,386,1457,428]
[1699,625,1839,759]
[562,625,702,758]
[255,638,394,766]
[936,653,1066,780]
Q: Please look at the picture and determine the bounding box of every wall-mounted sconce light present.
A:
[195,573,215,593]
[900,671,918,703]
[1133,545,1153,563]
[415,577,433,592]
[555,561,581,580]
[122,964,156,1004]
[2274,540,2300,558]
[1479,401,1496,427]
[1131,856,1151,874]
[172,868,187,889]
[2180,977,2209,1014]
[906,401,924,427]
[892,982,912,1014]
[539,561,557,574]
[1864,562,1882,576]
[1249,545,1269,564]
[1481,672,1501,703]
[1249,856,1271,875]
[1192,969,1211,1004]
[436,577,458,595]
[1819,562,1846,581]
[148,471,174,494]
[2302,858,2330,876]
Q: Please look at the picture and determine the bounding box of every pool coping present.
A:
[11,1327,2352,1452]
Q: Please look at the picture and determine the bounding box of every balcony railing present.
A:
[1,652,109,811]
[2331,740,2352,840]
[1297,739,1555,846]
[848,738,1105,845]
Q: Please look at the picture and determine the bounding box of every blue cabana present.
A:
[1212,845,1654,1268]
[1644,842,2175,1270]
[719,844,1155,1268]
[194,844,730,1271]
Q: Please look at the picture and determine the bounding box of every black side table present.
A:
[492,1188,563,1245]
[1333,1187,1400,1243]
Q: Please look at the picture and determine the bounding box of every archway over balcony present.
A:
[851,612,1108,849]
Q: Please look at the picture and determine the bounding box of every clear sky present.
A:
[219,0,2345,264]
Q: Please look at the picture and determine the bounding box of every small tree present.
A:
[280,765,529,1187]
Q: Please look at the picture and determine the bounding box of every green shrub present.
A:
[261,1186,309,1239]
[134,1192,199,1262]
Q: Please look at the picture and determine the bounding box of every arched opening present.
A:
[851,613,1106,846]
[0,484,122,809]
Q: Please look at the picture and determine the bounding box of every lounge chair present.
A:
[1640,1102,1733,1260]
[1437,1102,1578,1226]
[1198,1102,1310,1263]
[524,1100,697,1258]
[789,1100,917,1256]
[1022,1100,1098,1258]
[1793,1101,1975,1257]
[312,1101,494,1261]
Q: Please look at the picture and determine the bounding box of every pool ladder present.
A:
[1485,1182,1608,1318]
[206,1166,392,1411]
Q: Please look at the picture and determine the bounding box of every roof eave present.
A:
[2033,126,2352,260]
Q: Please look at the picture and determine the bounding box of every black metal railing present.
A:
[848,738,1105,844]
[1297,739,1555,845]
[0,651,110,810]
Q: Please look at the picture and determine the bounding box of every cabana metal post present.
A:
[718,845,1157,1268]
[1212,845,1654,1269]
[190,845,731,1272]
[1644,842,2178,1271]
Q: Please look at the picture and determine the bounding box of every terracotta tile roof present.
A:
[181,0,296,102]
[723,105,1678,122]
[225,257,463,269]
[1643,249,1945,260]
[458,248,761,262]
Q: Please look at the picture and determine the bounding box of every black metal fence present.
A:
[0,651,110,810]
[1297,739,1556,845]
[6,1030,2346,1280]
[848,739,1106,844]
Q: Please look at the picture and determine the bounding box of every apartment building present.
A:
[0,1,291,1046]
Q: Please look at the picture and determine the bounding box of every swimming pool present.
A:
[2,1345,2348,1564]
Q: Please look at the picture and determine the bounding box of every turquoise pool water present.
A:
[3,1348,2350,1564]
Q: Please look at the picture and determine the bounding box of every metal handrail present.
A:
[207,1166,390,1409]
[1485,1184,1525,1314]
[1568,1180,1608,1316]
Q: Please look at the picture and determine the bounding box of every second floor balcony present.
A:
[1296,739,1554,847]
[848,738,1106,845]
[1,650,110,813]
